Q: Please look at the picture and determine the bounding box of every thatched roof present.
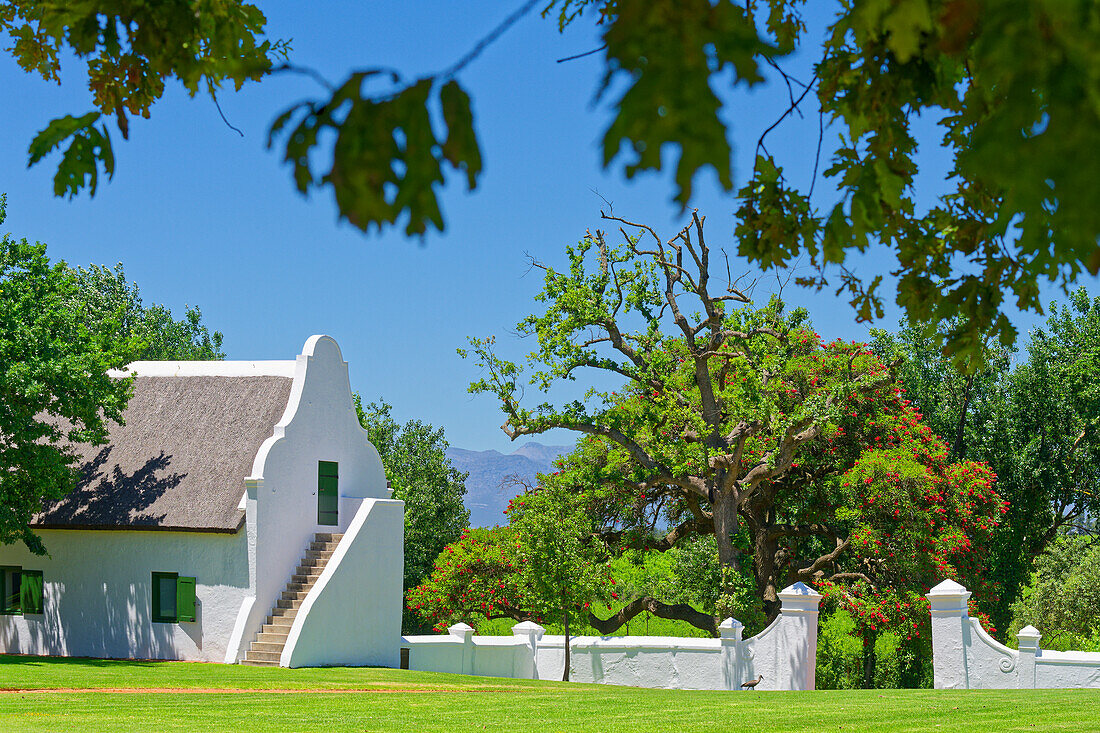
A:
[33,373,293,532]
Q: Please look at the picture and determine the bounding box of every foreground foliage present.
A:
[0,657,1097,733]
[7,2,1099,361]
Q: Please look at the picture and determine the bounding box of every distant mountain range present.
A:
[446,442,571,528]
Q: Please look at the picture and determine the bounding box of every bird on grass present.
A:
[741,674,764,690]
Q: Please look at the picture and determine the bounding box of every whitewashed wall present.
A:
[400,622,538,679]
[403,582,822,690]
[232,335,397,664]
[0,528,249,662]
[928,579,1100,689]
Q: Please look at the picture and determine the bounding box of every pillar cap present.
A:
[718,617,744,639]
[779,581,822,598]
[512,621,545,639]
[1017,625,1042,645]
[927,579,969,597]
[448,622,474,639]
[778,581,823,614]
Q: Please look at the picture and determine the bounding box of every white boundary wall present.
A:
[928,579,1100,689]
[402,582,822,690]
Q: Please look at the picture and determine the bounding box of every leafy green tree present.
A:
[355,396,470,631]
[1009,533,1100,652]
[0,197,135,553]
[508,482,610,680]
[7,2,1099,361]
[69,263,225,360]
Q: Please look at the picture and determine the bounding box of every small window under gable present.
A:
[318,460,339,526]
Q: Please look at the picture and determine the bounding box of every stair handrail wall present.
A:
[279,496,404,668]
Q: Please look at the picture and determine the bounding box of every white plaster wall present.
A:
[536,636,724,689]
[0,528,248,661]
[1034,651,1100,688]
[401,629,536,678]
[962,618,1019,689]
[282,498,404,668]
[234,335,392,663]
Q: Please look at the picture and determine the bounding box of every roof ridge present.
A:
[110,361,297,378]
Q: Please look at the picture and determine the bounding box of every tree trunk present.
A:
[951,373,974,460]
[862,627,877,689]
[562,587,571,682]
[713,489,741,573]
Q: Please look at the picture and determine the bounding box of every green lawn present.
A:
[1,656,1098,732]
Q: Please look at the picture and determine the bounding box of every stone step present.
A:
[298,557,325,568]
[240,659,278,667]
[245,650,282,663]
[257,631,290,644]
[309,540,339,552]
[250,641,285,654]
[281,589,310,601]
[295,563,324,575]
[276,598,303,610]
[306,549,334,560]
[314,533,343,543]
[269,607,298,620]
[263,622,293,635]
[291,574,319,586]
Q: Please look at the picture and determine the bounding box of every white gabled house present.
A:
[0,335,403,667]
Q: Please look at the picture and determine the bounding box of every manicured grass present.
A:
[1,656,1098,732]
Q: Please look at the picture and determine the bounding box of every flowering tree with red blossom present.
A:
[406,526,530,632]
[819,442,1005,686]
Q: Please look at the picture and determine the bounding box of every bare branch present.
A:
[589,597,717,636]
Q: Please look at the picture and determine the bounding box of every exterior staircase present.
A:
[240,532,343,666]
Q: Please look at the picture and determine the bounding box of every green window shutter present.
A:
[176,576,196,623]
[20,571,43,615]
[318,461,339,525]
[152,572,177,622]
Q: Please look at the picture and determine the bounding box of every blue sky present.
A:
[3,3,1094,453]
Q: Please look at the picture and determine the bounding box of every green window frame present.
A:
[318,460,339,526]
[1,567,44,615]
[152,572,196,623]
[1,567,21,614]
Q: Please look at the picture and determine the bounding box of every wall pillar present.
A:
[1016,625,1041,690]
[926,579,972,689]
[777,582,823,690]
[718,617,744,691]
[449,622,474,675]
[512,621,545,679]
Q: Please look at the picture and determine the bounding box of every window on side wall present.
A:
[1,567,43,615]
[151,572,196,623]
